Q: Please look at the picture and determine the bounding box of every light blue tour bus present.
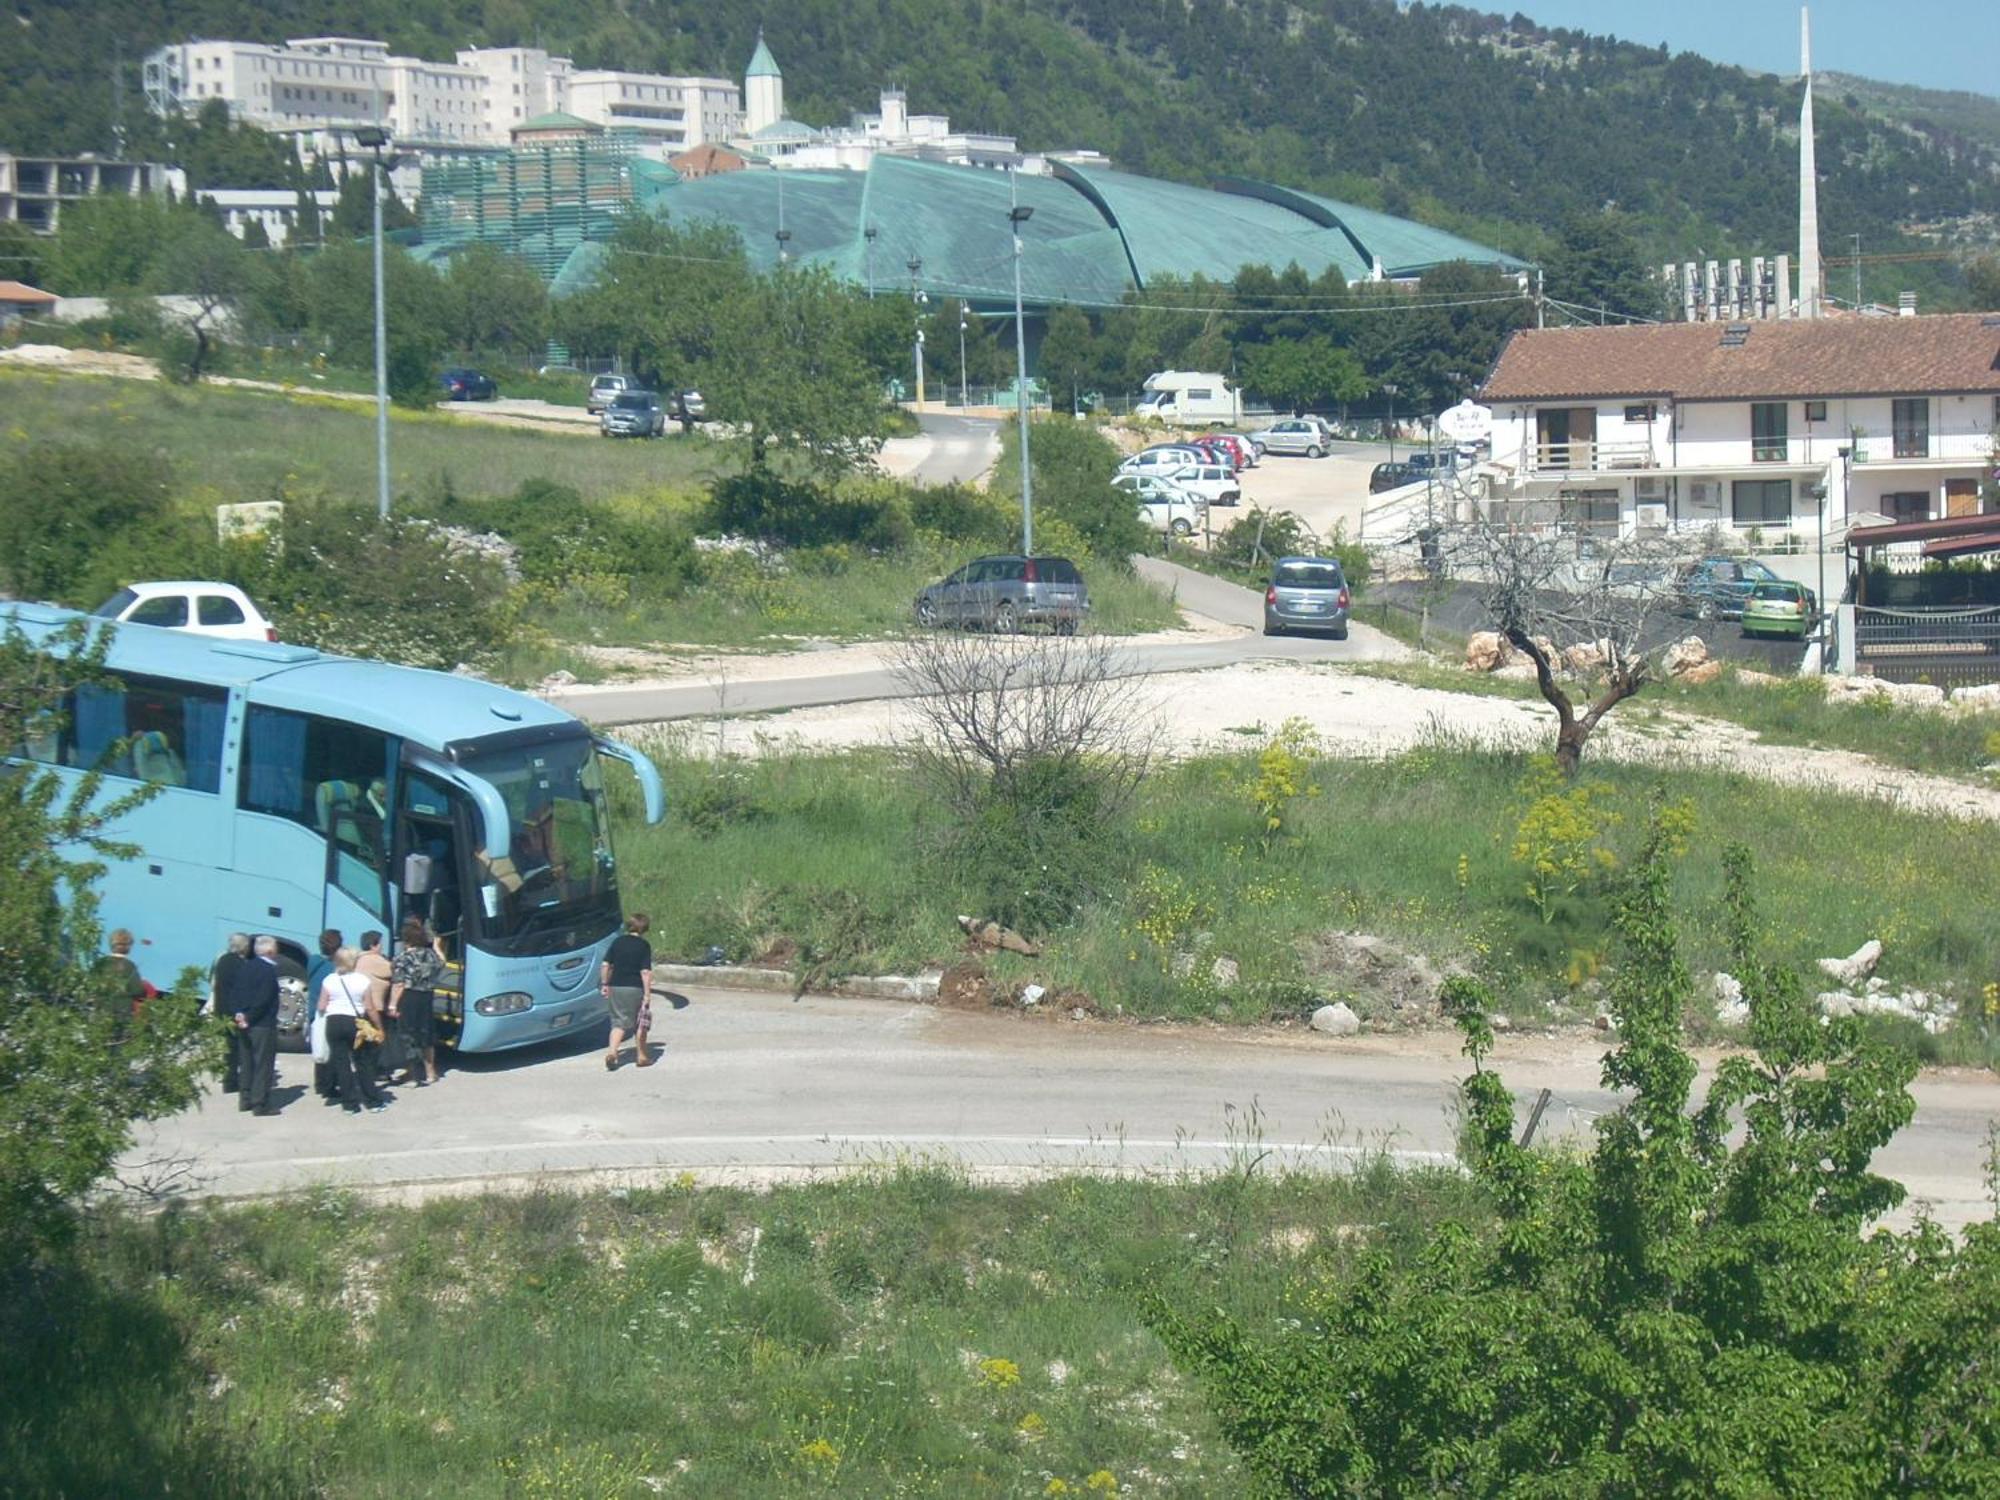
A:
[6,604,664,1053]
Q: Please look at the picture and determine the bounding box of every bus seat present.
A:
[132,730,186,787]
[314,779,361,833]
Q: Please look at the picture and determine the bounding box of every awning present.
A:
[1847,512,2000,552]
[1924,529,2000,560]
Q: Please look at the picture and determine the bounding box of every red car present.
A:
[1195,433,1254,470]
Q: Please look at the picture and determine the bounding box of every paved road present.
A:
[905,411,1003,485]
[122,989,1997,1226]
[546,560,1408,727]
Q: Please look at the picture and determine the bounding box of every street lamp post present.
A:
[958,307,968,411]
[907,256,925,409]
[351,125,393,521]
[863,225,877,297]
[774,227,791,266]
[1008,174,1035,557]
[1382,382,1400,464]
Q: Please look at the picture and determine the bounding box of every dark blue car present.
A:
[441,367,497,401]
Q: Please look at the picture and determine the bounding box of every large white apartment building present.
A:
[143,37,743,156]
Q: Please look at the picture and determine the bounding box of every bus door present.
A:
[322,779,391,951]
[395,769,470,1040]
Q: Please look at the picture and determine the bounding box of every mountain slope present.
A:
[8,1,1998,275]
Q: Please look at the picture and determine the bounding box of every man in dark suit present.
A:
[231,935,283,1116]
[211,932,250,1094]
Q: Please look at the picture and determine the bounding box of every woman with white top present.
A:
[319,947,390,1114]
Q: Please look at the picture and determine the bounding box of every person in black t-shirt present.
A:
[599,914,654,1072]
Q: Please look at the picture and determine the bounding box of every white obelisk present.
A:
[1797,7,1823,319]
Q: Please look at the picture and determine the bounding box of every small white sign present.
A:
[217,500,283,544]
[1436,400,1494,444]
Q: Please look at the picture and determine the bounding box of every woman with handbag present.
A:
[389,916,447,1087]
[319,947,390,1114]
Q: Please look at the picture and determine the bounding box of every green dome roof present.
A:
[746,30,781,79]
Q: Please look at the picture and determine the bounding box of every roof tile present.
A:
[1480,314,2000,402]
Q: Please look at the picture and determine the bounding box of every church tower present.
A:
[745,29,783,134]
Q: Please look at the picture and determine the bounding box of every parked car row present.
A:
[588,373,706,426]
[597,386,707,438]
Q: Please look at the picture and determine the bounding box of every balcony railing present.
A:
[1849,432,1995,464]
[1526,440,1657,473]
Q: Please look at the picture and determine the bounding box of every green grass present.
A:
[607,739,2000,1064]
[0,368,728,509]
[2,1165,1480,1497]
[1346,658,2000,783]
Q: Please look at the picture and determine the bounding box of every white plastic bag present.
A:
[309,1012,332,1065]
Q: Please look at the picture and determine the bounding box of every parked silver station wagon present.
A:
[913,555,1090,633]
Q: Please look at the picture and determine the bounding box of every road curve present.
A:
[124,989,1997,1228]
[547,559,1409,728]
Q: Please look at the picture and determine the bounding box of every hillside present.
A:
[1824,71,2000,157]
[8,1,2000,283]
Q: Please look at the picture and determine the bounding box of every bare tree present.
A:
[1447,518,1701,776]
[891,627,1160,931]
[892,628,1159,819]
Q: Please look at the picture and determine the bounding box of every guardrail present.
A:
[1854,604,2000,686]
[1525,440,1658,473]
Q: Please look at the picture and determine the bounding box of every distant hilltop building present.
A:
[728,31,1021,172]
[141,35,742,159]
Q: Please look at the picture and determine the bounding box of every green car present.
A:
[1740,580,1816,638]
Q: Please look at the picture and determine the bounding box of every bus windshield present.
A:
[456,734,619,949]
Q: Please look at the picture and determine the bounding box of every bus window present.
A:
[241,707,393,831]
[455,734,618,951]
[50,674,226,793]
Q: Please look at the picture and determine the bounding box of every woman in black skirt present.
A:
[388,915,447,1086]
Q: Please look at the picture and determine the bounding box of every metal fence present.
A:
[1854,605,2000,687]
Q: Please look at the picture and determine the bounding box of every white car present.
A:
[1117,446,1214,478]
[1114,474,1207,537]
[586,373,630,413]
[1155,462,1242,507]
[93,581,277,642]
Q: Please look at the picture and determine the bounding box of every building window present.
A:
[1750,402,1788,463]
[1804,400,1827,422]
[1892,398,1930,458]
[1623,404,1657,424]
[1879,492,1929,523]
[1732,478,1793,526]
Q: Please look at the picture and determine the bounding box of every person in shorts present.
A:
[599,914,654,1072]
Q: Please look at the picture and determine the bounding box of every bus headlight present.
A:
[473,991,534,1017]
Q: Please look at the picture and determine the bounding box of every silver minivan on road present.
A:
[1262,555,1351,639]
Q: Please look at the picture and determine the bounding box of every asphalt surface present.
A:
[546,560,1408,728]
[123,988,1998,1227]
[903,411,1004,485]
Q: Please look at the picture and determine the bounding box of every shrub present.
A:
[0,442,175,604]
[261,508,519,669]
[996,418,1148,565]
[1148,816,1999,1494]
[909,482,1013,547]
[704,471,912,551]
[432,478,698,601]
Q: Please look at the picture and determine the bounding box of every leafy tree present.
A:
[0,443,173,604]
[710,264,890,474]
[0,617,214,1261]
[995,418,1148,565]
[42,194,183,295]
[239,217,271,251]
[1243,334,1368,415]
[1544,209,1670,321]
[145,212,252,380]
[304,240,449,406]
[327,167,416,241]
[442,244,550,362]
[1968,254,2000,310]
[1148,809,1999,1493]
[1037,304,1100,414]
[169,97,298,191]
[0,219,50,291]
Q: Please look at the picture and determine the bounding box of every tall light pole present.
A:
[352,125,393,521]
[907,255,925,409]
[1382,381,1400,464]
[958,305,969,410]
[1008,172,1035,557]
[863,225,877,298]
[1850,232,1862,310]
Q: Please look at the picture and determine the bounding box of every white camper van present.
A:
[1134,371,1243,425]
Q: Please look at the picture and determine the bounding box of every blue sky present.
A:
[1501,1,1999,96]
